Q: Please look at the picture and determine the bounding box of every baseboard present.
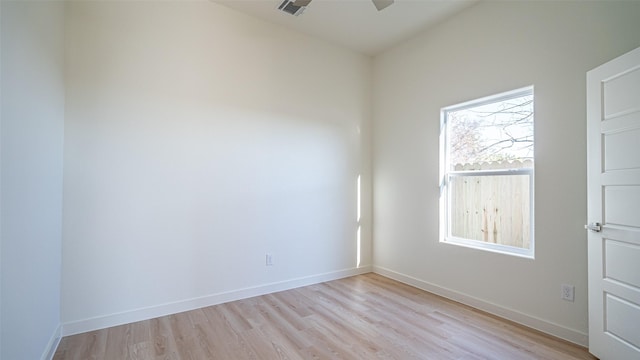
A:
[372,265,589,347]
[41,323,62,360]
[62,265,371,336]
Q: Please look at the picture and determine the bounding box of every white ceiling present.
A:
[213,0,478,55]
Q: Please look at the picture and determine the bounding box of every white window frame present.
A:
[439,86,535,258]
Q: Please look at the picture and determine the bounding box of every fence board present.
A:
[450,161,531,249]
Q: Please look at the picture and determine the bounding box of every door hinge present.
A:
[585,222,602,232]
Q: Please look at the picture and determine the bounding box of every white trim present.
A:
[442,236,534,258]
[372,265,589,347]
[443,85,534,113]
[41,324,62,360]
[62,266,371,336]
[449,168,533,177]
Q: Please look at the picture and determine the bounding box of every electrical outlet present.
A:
[266,253,273,266]
[561,284,574,302]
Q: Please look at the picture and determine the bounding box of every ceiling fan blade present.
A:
[372,0,394,11]
[293,0,312,6]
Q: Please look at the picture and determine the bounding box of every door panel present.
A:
[604,239,640,287]
[604,186,640,227]
[603,66,640,116]
[605,294,640,349]
[587,46,640,360]
[604,126,640,170]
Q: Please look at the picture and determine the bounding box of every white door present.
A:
[587,46,640,360]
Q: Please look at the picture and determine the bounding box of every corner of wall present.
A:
[41,325,62,360]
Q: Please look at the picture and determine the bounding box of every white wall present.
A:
[1,1,65,359]
[62,1,372,333]
[372,1,640,345]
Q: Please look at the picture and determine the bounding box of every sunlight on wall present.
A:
[357,174,361,267]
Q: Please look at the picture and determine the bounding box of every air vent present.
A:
[277,0,306,16]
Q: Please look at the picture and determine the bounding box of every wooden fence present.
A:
[450,160,532,249]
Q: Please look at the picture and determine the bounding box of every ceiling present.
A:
[213,0,478,56]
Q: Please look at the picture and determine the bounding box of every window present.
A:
[439,87,534,257]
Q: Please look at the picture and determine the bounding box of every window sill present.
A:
[440,236,535,259]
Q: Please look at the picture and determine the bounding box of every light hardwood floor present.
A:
[54,273,597,359]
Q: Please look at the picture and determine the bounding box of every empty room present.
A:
[1,0,640,359]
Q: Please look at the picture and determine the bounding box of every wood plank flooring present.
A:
[53,273,597,359]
